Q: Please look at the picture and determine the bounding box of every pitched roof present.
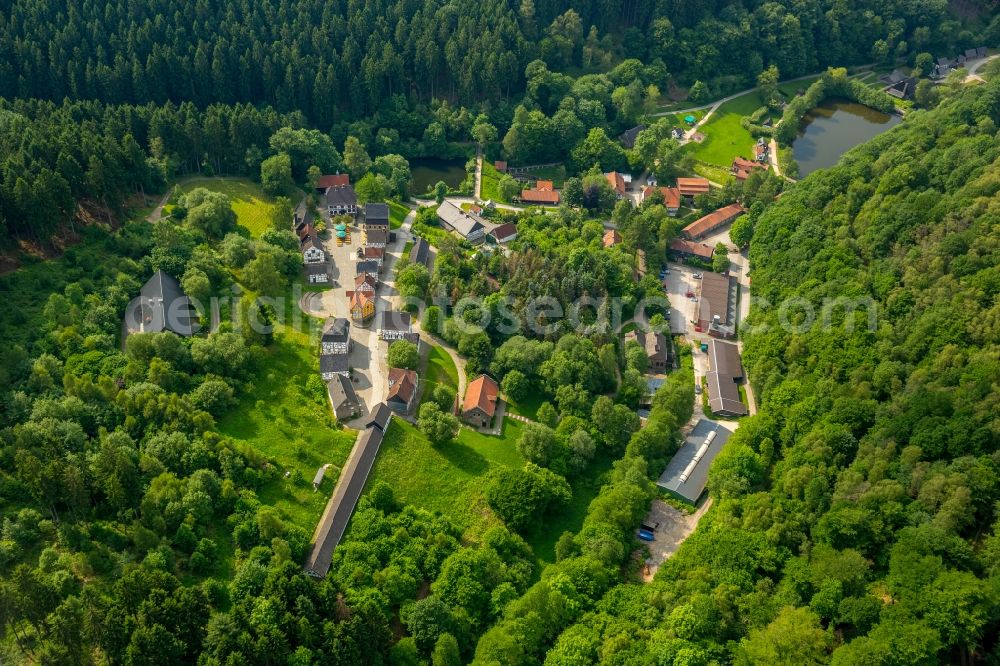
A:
[618,124,647,148]
[324,184,357,207]
[321,317,350,343]
[436,201,485,238]
[354,273,377,291]
[327,374,360,411]
[656,420,733,503]
[364,228,388,245]
[362,246,384,259]
[603,229,621,247]
[490,223,518,242]
[128,270,197,336]
[535,180,554,191]
[364,203,390,224]
[494,160,508,172]
[683,204,744,239]
[320,352,349,375]
[367,403,393,431]
[463,374,499,417]
[317,174,350,189]
[642,186,681,209]
[387,368,418,405]
[709,339,743,378]
[410,237,430,266]
[378,310,412,332]
[698,272,732,327]
[304,262,328,276]
[356,259,380,275]
[520,188,560,204]
[605,172,626,196]
[349,290,373,310]
[669,238,714,260]
[676,177,710,196]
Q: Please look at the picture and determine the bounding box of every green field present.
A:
[217,304,357,532]
[480,161,504,202]
[687,91,764,167]
[388,200,410,229]
[520,164,567,187]
[179,177,282,237]
[657,109,707,128]
[420,344,460,407]
[365,419,526,530]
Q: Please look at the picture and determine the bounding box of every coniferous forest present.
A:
[2,0,1000,664]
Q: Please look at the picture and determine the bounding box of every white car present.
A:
[692,272,703,279]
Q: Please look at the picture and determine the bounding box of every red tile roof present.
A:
[494,161,508,172]
[463,374,499,417]
[642,186,681,209]
[362,246,385,259]
[603,229,622,247]
[521,188,561,204]
[677,177,711,197]
[669,238,714,259]
[349,290,373,310]
[317,174,350,189]
[606,172,626,196]
[388,368,418,404]
[683,203,745,239]
[354,273,377,291]
[535,180,554,191]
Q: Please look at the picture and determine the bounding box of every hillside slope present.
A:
[504,80,1000,665]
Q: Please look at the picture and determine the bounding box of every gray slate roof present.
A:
[364,228,389,245]
[324,185,357,207]
[436,201,485,238]
[304,263,328,276]
[378,310,412,332]
[657,420,732,503]
[410,237,430,266]
[126,270,197,336]
[364,203,390,225]
[320,353,349,375]
[321,317,351,344]
[356,260,380,276]
[327,374,360,411]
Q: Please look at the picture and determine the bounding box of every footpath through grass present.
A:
[178,177,281,238]
[687,91,764,167]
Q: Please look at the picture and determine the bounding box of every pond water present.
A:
[792,98,901,176]
[409,158,467,194]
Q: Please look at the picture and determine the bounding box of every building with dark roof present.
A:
[124,271,198,337]
[377,310,413,341]
[304,403,391,577]
[356,259,381,281]
[656,420,733,504]
[363,203,390,229]
[304,262,329,284]
[410,237,431,268]
[437,201,486,243]
[363,228,389,247]
[489,223,518,244]
[706,339,746,416]
[697,272,736,337]
[624,328,673,374]
[618,124,647,149]
[324,185,358,216]
[327,374,362,421]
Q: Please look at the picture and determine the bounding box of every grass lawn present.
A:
[480,161,504,202]
[506,391,546,420]
[420,344,460,406]
[178,177,281,238]
[364,419,526,531]
[692,161,736,185]
[688,91,764,167]
[657,109,706,128]
[388,200,410,229]
[216,304,357,533]
[522,452,614,566]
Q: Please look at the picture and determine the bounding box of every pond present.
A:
[792,98,901,176]
[409,158,467,194]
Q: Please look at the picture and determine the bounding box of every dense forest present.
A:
[2,0,1000,663]
[2,0,996,247]
[477,75,1000,665]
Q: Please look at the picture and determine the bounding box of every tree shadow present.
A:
[437,439,489,476]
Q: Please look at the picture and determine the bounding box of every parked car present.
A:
[692,272,703,279]
[695,384,702,395]
[637,529,655,542]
